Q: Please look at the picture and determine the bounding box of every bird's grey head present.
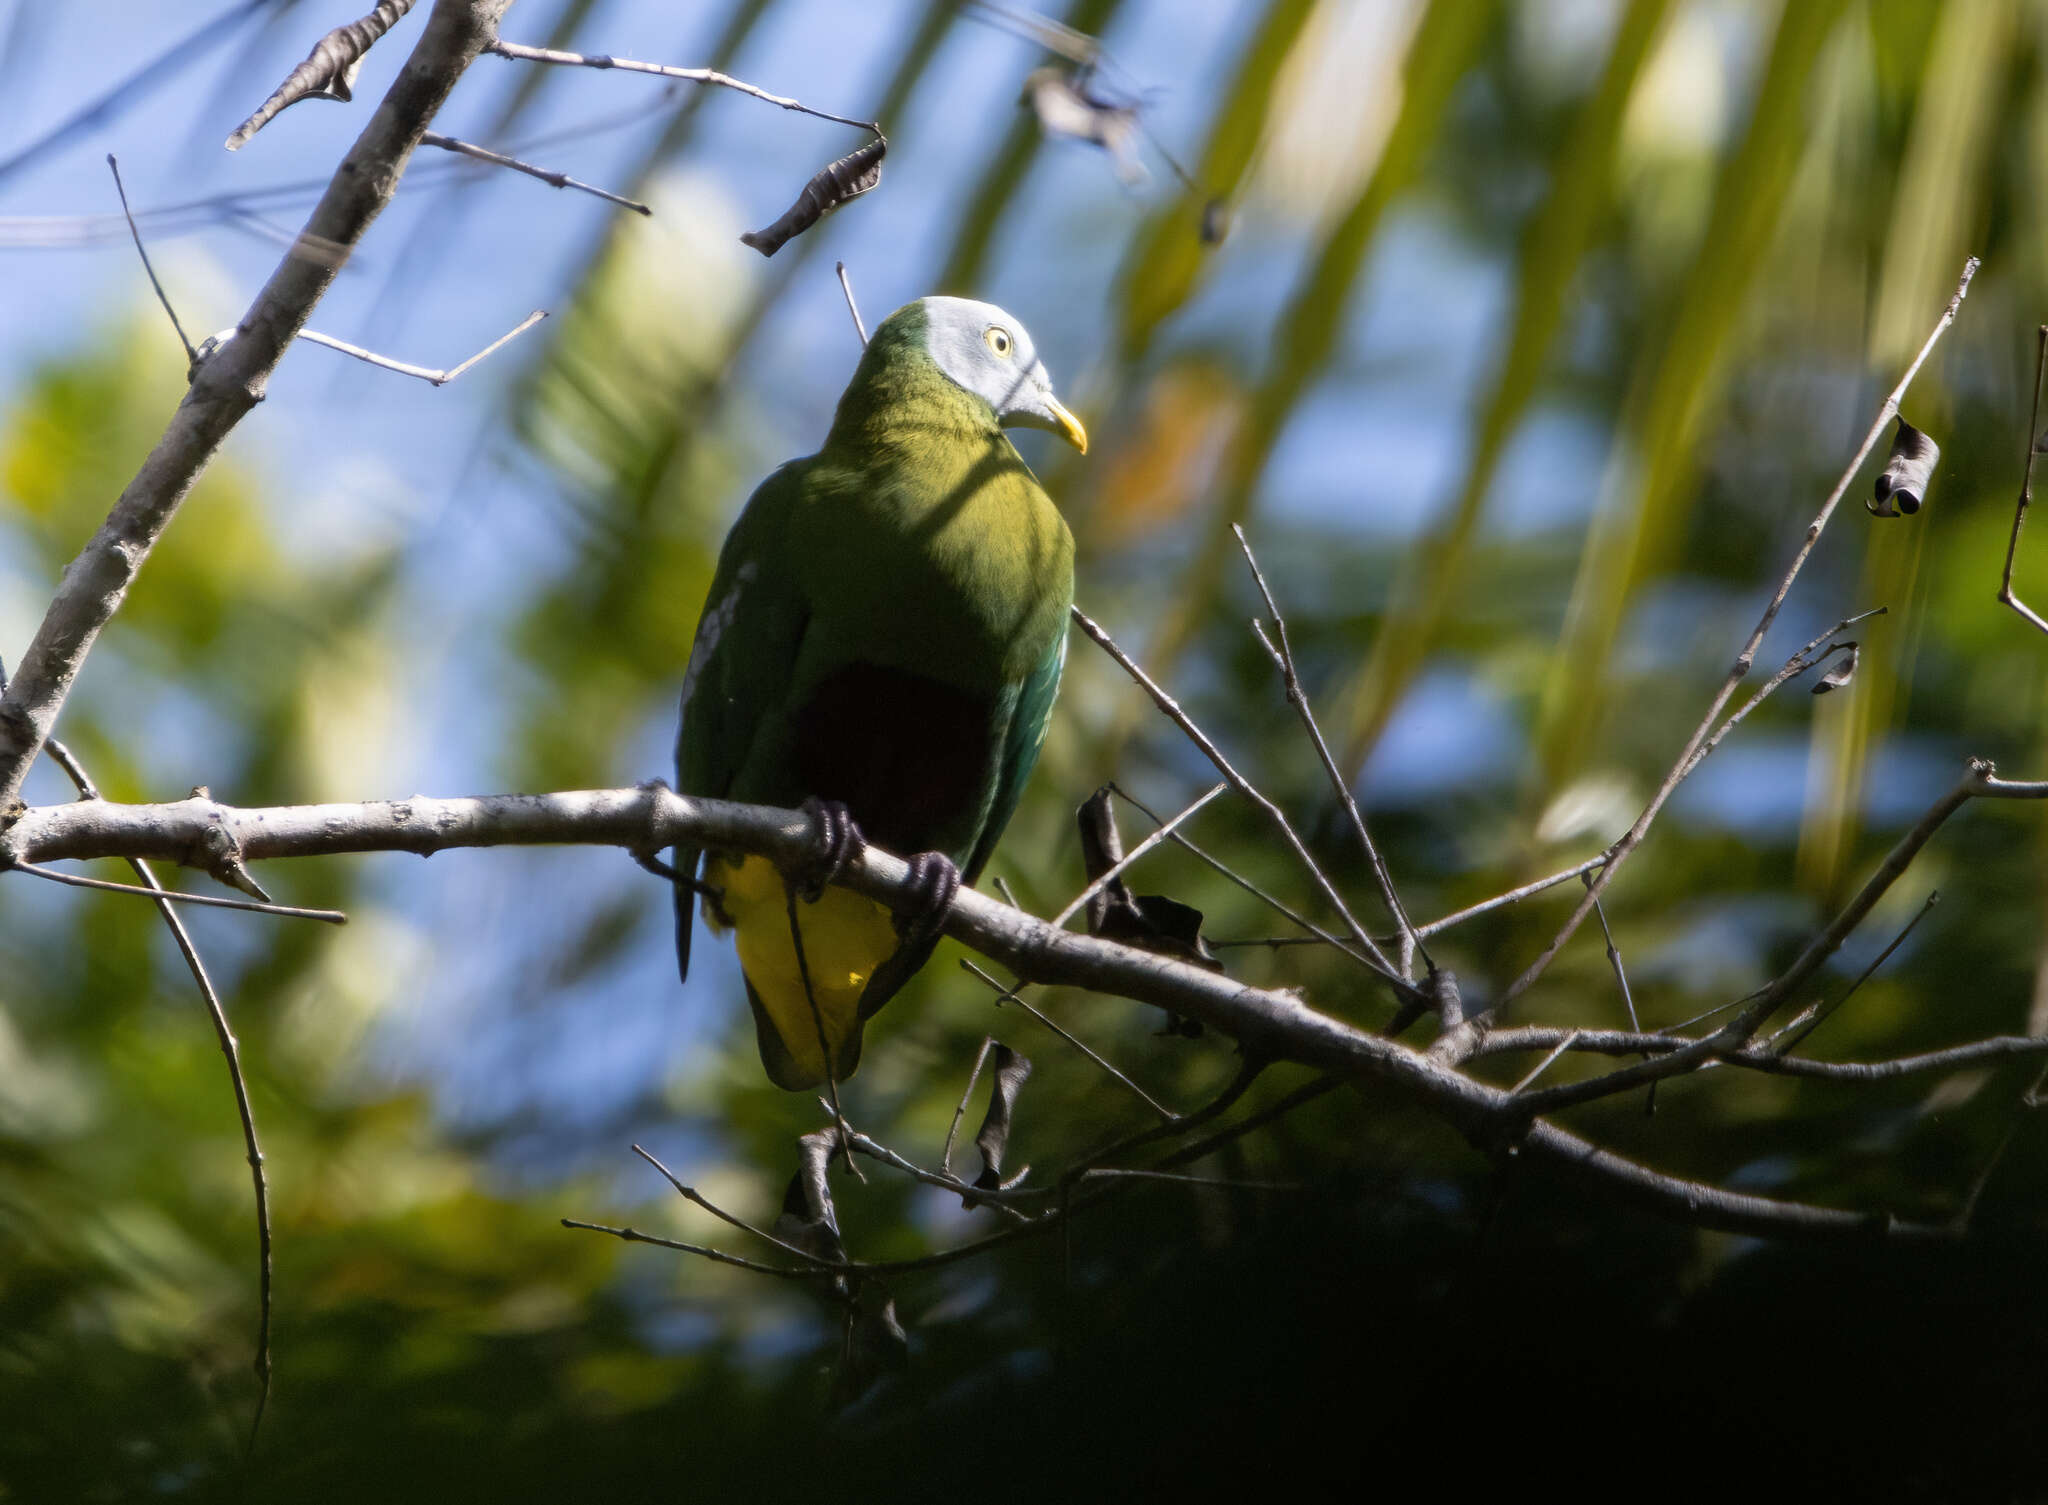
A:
[912,295,1088,453]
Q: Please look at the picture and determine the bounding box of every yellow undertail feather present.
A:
[704,853,900,1084]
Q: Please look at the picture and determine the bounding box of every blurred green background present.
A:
[3,0,2048,1496]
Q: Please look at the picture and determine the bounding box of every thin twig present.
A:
[2,859,345,921]
[108,156,196,366]
[784,888,859,1177]
[1076,1167,1299,1192]
[941,1036,997,1175]
[1069,1057,1266,1173]
[1234,525,1428,973]
[1467,258,1979,1035]
[1412,855,1607,939]
[1509,1031,1582,1095]
[1766,890,1940,1056]
[559,1218,814,1277]
[1048,781,1225,930]
[1071,605,1414,994]
[1585,875,1654,1114]
[291,308,547,386]
[488,39,880,134]
[2,657,274,1449]
[835,261,868,347]
[834,1125,1033,1224]
[1998,324,2048,636]
[419,132,649,213]
[961,959,1175,1121]
[1107,784,1379,970]
[629,1143,841,1267]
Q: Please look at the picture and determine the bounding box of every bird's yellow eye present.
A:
[984,326,1013,357]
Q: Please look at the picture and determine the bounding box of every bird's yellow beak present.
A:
[1046,395,1088,454]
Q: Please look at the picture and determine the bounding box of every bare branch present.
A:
[0,781,1985,1245]
[1464,257,1979,1036]
[0,0,518,811]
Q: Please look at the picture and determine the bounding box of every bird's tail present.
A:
[711,853,897,1090]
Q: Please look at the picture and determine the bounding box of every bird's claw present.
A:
[894,851,961,950]
[795,798,866,902]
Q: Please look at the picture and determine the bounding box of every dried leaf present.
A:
[970,1044,1031,1193]
[1869,416,1939,517]
[1812,642,1859,694]
[739,136,886,257]
[772,1128,846,1263]
[1021,66,1147,184]
[1076,791,1219,1038]
[225,0,412,151]
[1076,789,1224,973]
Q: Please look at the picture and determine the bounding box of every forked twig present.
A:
[287,309,548,386]
[1233,525,1428,975]
[1070,605,1416,996]
[1107,784,1379,970]
[630,1143,841,1268]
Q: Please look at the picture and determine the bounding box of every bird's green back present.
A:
[674,303,1074,983]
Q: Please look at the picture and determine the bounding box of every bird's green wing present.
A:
[961,622,1068,887]
[673,462,812,983]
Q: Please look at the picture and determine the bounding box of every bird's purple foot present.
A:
[893,850,961,951]
[794,797,866,903]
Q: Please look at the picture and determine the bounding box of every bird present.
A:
[672,294,1085,1091]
